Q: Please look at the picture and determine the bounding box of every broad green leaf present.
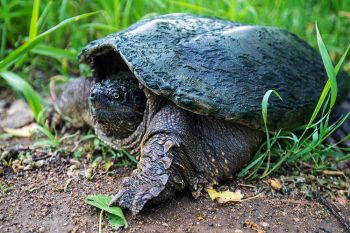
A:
[107,213,126,229]
[85,195,128,228]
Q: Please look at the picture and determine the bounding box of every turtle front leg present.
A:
[110,133,188,214]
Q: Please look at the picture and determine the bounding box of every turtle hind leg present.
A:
[329,96,350,148]
[45,77,93,129]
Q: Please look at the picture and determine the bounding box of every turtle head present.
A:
[89,71,146,139]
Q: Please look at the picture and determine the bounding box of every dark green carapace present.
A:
[80,13,349,131]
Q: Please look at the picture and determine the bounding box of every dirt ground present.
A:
[1,143,349,233]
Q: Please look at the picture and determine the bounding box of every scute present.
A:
[79,13,350,131]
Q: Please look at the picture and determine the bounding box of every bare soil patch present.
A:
[0,144,349,233]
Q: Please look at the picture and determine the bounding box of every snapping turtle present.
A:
[48,14,350,214]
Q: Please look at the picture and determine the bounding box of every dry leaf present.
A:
[1,100,34,129]
[4,123,36,137]
[244,219,266,233]
[205,188,243,203]
[268,178,282,191]
[12,163,25,173]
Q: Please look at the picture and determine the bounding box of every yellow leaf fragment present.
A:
[205,188,244,203]
[268,178,282,191]
[4,123,36,137]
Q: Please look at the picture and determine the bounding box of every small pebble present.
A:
[161,222,168,227]
[35,160,45,167]
[260,222,270,227]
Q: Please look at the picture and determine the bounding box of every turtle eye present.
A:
[112,88,125,101]
[112,92,120,99]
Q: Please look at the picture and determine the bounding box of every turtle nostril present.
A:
[90,87,99,101]
[90,92,96,101]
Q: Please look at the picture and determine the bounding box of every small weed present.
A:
[0,182,11,197]
[85,195,128,231]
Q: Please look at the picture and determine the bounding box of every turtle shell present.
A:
[79,13,350,131]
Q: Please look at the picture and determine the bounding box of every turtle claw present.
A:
[44,103,64,130]
[110,175,166,215]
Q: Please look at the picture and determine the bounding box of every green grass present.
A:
[0,0,349,178]
[239,26,350,179]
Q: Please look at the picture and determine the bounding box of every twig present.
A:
[301,162,314,169]
[321,170,345,176]
[33,154,52,161]
[242,192,263,201]
[238,183,257,189]
[315,192,350,232]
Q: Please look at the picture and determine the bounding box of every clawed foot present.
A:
[110,173,168,214]
[44,103,64,130]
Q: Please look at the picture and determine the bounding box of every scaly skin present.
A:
[108,92,263,214]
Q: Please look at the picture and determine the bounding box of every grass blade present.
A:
[261,90,282,149]
[334,44,350,75]
[31,45,78,61]
[315,23,337,109]
[34,124,59,146]
[0,71,44,121]
[305,81,331,129]
[173,1,213,13]
[114,0,120,30]
[0,11,101,69]
[261,90,282,126]
[29,0,40,40]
